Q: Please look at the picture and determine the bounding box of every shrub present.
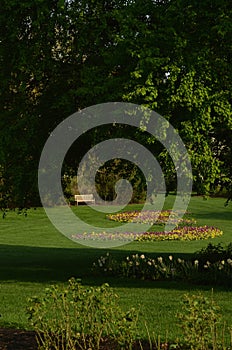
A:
[194,243,232,265]
[27,278,138,350]
[192,243,232,286]
[177,292,223,350]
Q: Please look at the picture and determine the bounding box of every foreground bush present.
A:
[177,293,230,350]
[27,279,232,350]
[27,278,138,350]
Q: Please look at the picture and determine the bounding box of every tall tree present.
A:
[1,0,231,208]
[122,0,232,195]
[0,0,132,208]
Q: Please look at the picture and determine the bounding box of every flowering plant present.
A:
[136,226,223,241]
[93,252,201,281]
[72,225,223,242]
[93,245,232,286]
[94,253,180,280]
[107,209,196,226]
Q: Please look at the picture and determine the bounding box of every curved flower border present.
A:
[136,226,223,241]
[72,226,223,242]
[107,210,196,226]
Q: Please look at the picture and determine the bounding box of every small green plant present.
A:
[27,278,138,350]
[177,292,222,350]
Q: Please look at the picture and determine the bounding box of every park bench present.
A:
[74,194,95,205]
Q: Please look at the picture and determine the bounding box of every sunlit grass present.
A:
[0,195,231,340]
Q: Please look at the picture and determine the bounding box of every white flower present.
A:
[147,261,152,266]
[157,257,163,263]
[204,261,211,268]
[221,260,225,265]
[177,258,182,263]
[169,255,173,261]
[194,260,199,266]
[227,258,232,265]
[140,254,145,259]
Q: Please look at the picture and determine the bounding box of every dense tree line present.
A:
[0,0,231,208]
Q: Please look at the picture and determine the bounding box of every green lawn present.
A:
[0,196,231,342]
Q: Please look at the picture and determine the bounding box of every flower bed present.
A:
[107,209,196,226]
[93,245,232,286]
[72,225,223,242]
[136,225,223,241]
[71,210,222,243]
[72,231,139,241]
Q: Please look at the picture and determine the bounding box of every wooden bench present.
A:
[74,194,95,205]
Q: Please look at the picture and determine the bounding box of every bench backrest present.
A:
[75,194,94,201]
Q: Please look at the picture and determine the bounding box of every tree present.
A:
[122,0,232,195]
[1,0,231,208]
[0,0,133,208]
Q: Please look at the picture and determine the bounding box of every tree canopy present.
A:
[0,0,231,208]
